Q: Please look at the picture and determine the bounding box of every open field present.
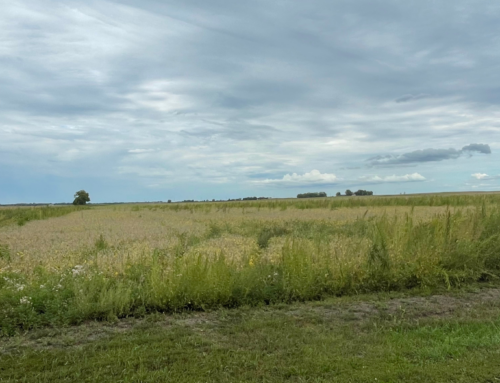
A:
[2,193,500,381]
[1,193,500,333]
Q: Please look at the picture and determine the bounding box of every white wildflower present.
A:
[19,296,31,305]
[72,265,85,276]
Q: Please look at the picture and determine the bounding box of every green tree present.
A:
[345,189,353,196]
[354,189,373,196]
[336,192,341,197]
[297,192,327,198]
[73,190,90,205]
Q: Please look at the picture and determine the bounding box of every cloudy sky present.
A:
[1,0,499,203]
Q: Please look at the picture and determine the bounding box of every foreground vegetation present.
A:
[2,284,500,382]
[1,194,500,336]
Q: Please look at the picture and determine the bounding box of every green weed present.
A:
[0,243,10,261]
[94,234,108,251]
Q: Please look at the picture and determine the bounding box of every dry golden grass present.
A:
[0,204,469,277]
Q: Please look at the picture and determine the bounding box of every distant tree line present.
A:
[354,190,373,196]
[225,197,269,201]
[336,189,373,197]
[176,197,270,203]
[297,192,327,199]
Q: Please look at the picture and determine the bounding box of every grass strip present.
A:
[1,287,500,382]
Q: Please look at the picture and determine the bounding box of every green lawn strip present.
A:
[2,292,500,383]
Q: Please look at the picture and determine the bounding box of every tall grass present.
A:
[2,200,500,335]
[0,205,88,227]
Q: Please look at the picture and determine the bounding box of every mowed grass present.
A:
[1,194,500,335]
[2,285,500,382]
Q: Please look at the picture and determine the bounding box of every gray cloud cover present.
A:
[395,94,431,103]
[462,144,491,154]
[1,0,500,202]
[368,144,491,166]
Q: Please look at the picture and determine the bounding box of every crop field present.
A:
[1,193,500,336]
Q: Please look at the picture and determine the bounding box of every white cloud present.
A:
[471,173,500,181]
[472,173,489,180]
[254,170,338,187]
[359,173,426,183]
[123,80,192,113]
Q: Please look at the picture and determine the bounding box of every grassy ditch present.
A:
[2,286,500,382]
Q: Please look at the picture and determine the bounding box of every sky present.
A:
[1,0,499,203]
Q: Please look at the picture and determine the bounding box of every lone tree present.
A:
[336,192,341,197]
[345,189,353,196]
[73,190,90,205]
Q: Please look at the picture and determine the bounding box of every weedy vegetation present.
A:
[0,205,87,228]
